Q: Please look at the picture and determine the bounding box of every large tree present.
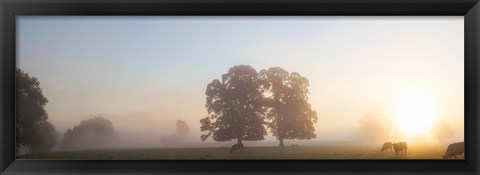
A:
[259,67,317,147]
[16,68,57,154]
[200,65,267,145]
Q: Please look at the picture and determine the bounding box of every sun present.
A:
[393,88,439,136]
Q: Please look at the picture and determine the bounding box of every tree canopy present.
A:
[176,120,191,136]
[160,120,193,146]
[58,117,116,151]
[259,67,318,147]
[200,65,318,147]
[430,120,454,139]
[200,65,267,144]
[357,110,392,142]
[16,68,57,154]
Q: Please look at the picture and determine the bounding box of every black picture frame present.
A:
[1,0,479,174]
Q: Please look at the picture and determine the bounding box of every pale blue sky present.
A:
[17,16,464,146]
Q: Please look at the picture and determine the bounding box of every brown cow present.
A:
[381,142,393,152]
[392,142,407,157]
[442,142,464,159]
[230,143,244,153]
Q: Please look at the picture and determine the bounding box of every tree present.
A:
[28,122,58,153]
[357,109,393,142]
[58,117,116,151]
[176,120,191,136]
[259,67,317,147]
[200,65,267,145]
[430,120,454,139]
[160,120,192,146]
[16,68,57,154]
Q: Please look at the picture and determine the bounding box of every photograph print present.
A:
[16,16,464,160]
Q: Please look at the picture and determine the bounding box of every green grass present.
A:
[18,144,464,160]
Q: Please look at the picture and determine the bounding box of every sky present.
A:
[17,16,464,148]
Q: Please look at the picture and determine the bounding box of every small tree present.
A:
[358,110,392,142]
[259,67,317,147]
[176,120,191,136]
[58,117,116,151]
[430,120,454,139]
[16,68,57,154]
[200,65,267,145]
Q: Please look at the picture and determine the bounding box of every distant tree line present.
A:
[200,65,318,147]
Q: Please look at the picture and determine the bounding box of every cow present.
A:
[381,142,393,153]
[393,142,407,157]
[442,142,464,159]
[230,143,244,153]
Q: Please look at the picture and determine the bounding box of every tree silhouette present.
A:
[58,117,116,151]
[160,120,192,146]
[357,109,392,142]
[28,122,57,153]
[176,120,191,136]
[430,120,454,139]
[259,67,317,147]
[16,68,57,154]
[200,65,267,145]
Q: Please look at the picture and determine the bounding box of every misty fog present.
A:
[45,106,462,152]
[17,16,464,153]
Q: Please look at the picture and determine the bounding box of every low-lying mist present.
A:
[49,108,463,152]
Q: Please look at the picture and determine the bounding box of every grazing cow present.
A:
[442,142,464,159]
[381,142,393,152]
[393,142,408,157]
[230,143,244,153]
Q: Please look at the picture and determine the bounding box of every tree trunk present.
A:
[279,138,284,147]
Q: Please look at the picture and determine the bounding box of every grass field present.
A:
[18,144,464,160]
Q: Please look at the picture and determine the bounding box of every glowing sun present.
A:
[394,88,439,136]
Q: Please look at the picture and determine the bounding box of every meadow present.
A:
[18,144,462,160]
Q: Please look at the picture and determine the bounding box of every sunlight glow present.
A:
[394,88,439,136]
